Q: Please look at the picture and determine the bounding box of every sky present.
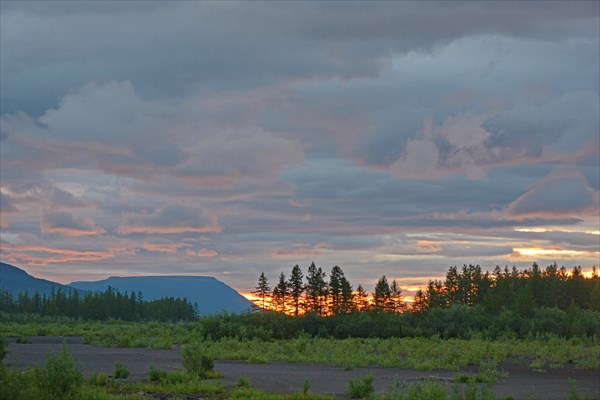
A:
[1,1,599,298]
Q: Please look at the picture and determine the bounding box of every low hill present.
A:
[0,262,83,296]
[69,275,254,315]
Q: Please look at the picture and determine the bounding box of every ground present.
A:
[5,336,599,399]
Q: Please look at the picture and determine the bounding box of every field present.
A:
[2,320,599,400]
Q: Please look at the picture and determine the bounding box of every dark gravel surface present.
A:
[5,336,599,399]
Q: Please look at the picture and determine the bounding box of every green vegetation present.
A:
[379,379,496,400]
[348,374,375,398]
[0,285,197,321]
[113,362,129,379]
[180,342,220,378]
[1,318,598,371]
[1,337,597,399]
[1,261,598,399]
[1,343,83,400]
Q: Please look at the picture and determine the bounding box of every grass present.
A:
[2,320,599,371]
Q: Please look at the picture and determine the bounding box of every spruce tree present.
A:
[272,272,290,313]
[289,264,304,316]
[372,275,391,311]
[354,284,370,311]
[252,272,271,310]
[305,262,327,315]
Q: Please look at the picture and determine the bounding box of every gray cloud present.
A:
[2,1,597,114]
[506,169,599,217]
[41,210,106,236]
[1,1,598,292]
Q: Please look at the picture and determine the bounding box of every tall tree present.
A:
[339,274,354,314]
[252,272,271,310]
[372,275,391,311]
[389,279,406,313]
[271,272,290,313]
[412,288,427,312]
[329,265,346,315]
[305,262,328,315]
[354,285,370,311]
[289,264,304,316]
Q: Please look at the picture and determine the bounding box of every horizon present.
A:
[1,2,599,300]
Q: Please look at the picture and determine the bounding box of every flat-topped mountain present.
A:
[0,262,83,296]
[0,262,254,315]
[69,275,254,315]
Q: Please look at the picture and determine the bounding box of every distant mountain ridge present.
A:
[0,262,254,315]
[0,262,83,296]
[69,275,254,315]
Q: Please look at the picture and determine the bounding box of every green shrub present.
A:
[88,372,109,386]
[42,344,83,400]
[148,365,168,382]
[235,375,251,388]
[348,374,375,399]
[113,362,130,379]
[181,343,214,376]
[302,378,311,395]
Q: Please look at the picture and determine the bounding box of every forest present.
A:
[1,262,599,338]
[253,262,599,315]
[0,286,197,322]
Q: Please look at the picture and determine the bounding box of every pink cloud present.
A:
[271,242,331,258]
[139,241,189,253]
[0,244,120,265]
[41,210,106,236]
[506,169,599,219]
[185,248,219,258]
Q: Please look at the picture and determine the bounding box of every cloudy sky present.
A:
[1,1,598,297]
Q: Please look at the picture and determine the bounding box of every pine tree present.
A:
[354,284,370,312]
[389,279,405,313]
[305,262,327,315]
[271,272,290,313]
[372,275,391,311]
[412,288,427,312]
[289,264,304,316]
[329,265,345,315]
[339,275,354,314]
[252,272,271,310]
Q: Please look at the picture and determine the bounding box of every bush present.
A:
[113,362,130,379]
[148,365,168,382]
[348,374,375,399]
[42,344,83,400]
[235,376,251,388]
[88,372,109,386]
[181,343,215,377]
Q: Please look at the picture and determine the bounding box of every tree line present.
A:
[253,262,600,316]
[0,286,197,322]
[253,262,406,316]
